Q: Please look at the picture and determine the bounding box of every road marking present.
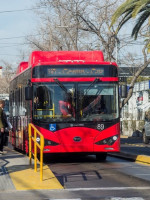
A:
[124,143,144,147]
[48,199,81,200]
[47,199,81,200]
[129,144,144,147]
[44,198,144,200]
[66,186,150,191]
[111,198,144,200]
[135,174,150,176]
[64,174,116,177]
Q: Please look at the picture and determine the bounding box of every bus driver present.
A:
[83,95,107,116]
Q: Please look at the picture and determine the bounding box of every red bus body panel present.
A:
[29,51,105,66]
[35,123,120,153]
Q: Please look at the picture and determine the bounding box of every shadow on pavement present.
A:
[121,136,143,144]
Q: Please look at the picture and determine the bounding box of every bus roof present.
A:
[16,61,28,75]
[15,51,118,77]
[28,51,108,67]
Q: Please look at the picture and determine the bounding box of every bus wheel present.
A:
[96,153,107,161]
[143,130,149,144]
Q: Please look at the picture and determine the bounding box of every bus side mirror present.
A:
[121,85,127,98]
[25,86,32,100]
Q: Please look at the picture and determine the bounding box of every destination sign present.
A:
[47,67,104,76]
[32,65,118,78]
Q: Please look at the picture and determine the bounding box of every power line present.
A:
[0,53,21,56]
[0,34,39,41]
[0,43,30,48]
[0,6,47,14]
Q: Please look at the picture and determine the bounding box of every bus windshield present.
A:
[33,82,119,122]
[78,83,119,121]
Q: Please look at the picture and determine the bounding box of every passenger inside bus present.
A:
[83,95,107,116]
[59,92,75,117]
[95,100,107,114]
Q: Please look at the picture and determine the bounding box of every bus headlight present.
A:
[95,135,118,146]
[45,139,59,146]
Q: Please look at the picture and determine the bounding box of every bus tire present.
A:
[143,130,149,144]
[96,153,107,161]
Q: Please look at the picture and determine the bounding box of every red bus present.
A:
[9,51,120,160]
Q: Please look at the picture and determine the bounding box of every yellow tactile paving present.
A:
[8,165,64,190]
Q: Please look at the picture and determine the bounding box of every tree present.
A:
[27,0,123,61]
[27,0,150,110]
[109,0,150,109]
[110,0,150,40]
[0,61,15,93]
[120,39,150,109]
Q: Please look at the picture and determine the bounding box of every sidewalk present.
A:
[0,147,63,191]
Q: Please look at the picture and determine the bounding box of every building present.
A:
[121,81,150,120]
[119,67,150,136]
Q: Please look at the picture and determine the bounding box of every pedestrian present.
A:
[0,100,9,154]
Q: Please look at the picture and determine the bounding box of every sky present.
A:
[0,0,146,70]
[0,0,37,67]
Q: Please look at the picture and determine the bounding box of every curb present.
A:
[108,152,150,165]
[136,155,150,164]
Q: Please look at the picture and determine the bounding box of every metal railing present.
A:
[28,123,44,181]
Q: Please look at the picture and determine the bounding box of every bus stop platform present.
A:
[1,138,150,193]
[0,146,63,192]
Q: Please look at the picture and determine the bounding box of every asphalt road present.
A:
[36,152,150,200]
[120,136,150,156]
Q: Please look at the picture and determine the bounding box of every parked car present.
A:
[142,110,150,144]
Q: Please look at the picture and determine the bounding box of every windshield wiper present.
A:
[53,78,68,93]
[84,78,99,95]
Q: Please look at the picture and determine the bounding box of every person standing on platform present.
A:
[0,100,8,154]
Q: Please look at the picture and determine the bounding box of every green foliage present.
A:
[110,0,150,39]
